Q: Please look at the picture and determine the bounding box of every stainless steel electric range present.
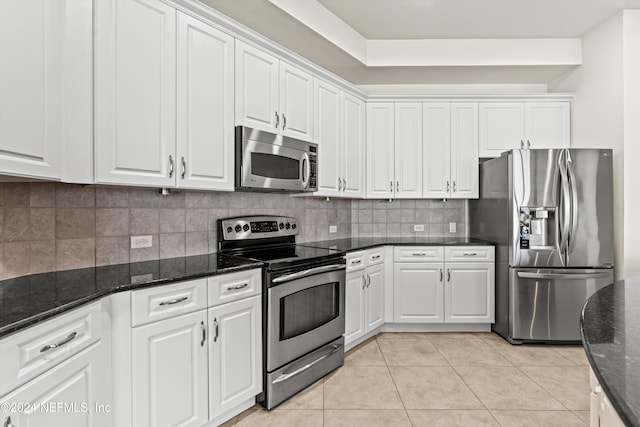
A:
[217,216,346,409]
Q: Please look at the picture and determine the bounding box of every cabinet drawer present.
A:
[208,269,261,307]
[368,248,385,266]
[445,246,494,262]
[394,246,444,262]
[131,278,207,327]
[346,251,366,272]
[0,302,102,397]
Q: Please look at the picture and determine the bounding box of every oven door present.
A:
[240,138,311,192]
[267,264,345,372]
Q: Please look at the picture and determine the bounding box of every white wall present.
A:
[549,13,625,278]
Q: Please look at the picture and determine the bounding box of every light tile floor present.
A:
[221,332,590,427]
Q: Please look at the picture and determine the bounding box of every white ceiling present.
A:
[200,0,640,88]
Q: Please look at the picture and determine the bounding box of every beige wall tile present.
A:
[0,183,4,206]
[56,184,95,207]
[96,208,129,236]
[3,208,30,241]
[3,241,29,278]
[56,238,95,271]
[185,192,211,208]
[30,208,55,240]
[56,208,96,239]
[96,236,130,266]
[130,234,159,262]
[29,240,56,273]
[186,209,208,232]
[0,208,3,240]
[130,209,159,234]
[30,183,56,207]
[160,209,186,233]
[96,187,129,208]
[4,183,30,207]
[186,232,208,256]
[159,192,185,208]
[129,189,159,208]
[159,233,185,259]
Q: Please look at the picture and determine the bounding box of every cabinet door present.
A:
[342,94,366,198]
[209,296,262,421]
[176,13,234,191]
[0,0,91,180]
[366,263,385,331]
[314,79,342,197]
[478,103,525,158]
[280,62,314,141]
[422,103,451,198]
[95,0,176,187]
[525,102,570,149]
[345,271,366,346]
[0,343,110,427]
[394,103,423,198]
[444,262,494,323]
[450,103,479,198]
[235,41,279,132]
[132,310,208,427]
[393,263,444,323]
[366,103,395,198]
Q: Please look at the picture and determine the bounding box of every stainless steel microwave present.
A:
[235,126,318,193]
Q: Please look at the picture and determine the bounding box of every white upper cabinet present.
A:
[394,103,423,199]
[366,103,395,198]
[422,103,451,198]
[479,101,570,157]
[0,0,92,182]
[236,40,313,141]
[96,3,234,190]
[95,0,177,187]
[449,103,479,198]
[314,79,365,198]
[176,12,235,191]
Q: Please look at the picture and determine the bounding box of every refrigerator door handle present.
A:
[558,150,571,261]
[567,154,579,256]
[517,271,612,280]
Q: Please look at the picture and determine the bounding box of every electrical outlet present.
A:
[131,273,154,284]
[329,225,337,233]
[131,235,153,249]
[413,224,425,231]
[449,222,457,233]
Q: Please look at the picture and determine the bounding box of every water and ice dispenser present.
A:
[519,207,558,250]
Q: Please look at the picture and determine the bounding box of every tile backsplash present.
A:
[0,182,468,279]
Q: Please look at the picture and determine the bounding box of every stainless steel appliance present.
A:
[218,216,345,409]
[235,126,318,193]
[470,149,614,343]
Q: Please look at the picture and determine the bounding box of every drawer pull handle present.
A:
[362,275,366,289]
[40,331,77,353]
[159,296,188,306]
[213,318,219,343]
[447,268,451,282]
[227,283,249,291]
[352,259,362,265]
[412,253,426,257]
[371,255,381,260]
[440,269,443,282]
[462,253,477,256]
[200,321,206,347]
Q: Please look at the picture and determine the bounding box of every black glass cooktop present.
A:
[227,244,344,270]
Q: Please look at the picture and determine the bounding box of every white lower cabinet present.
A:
[590,368,625,427]
[132,310,208,427]
[393,246,495,324]
[208,295,262,423]
[345,250,385,346]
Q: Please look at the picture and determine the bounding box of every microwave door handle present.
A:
[301,152,311,189]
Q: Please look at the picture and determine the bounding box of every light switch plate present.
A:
[131,235,152,249]
[414,224,425,231]
[329,225,337,233]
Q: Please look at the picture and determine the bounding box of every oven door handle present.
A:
[272,264,345,283]
[272,344,342,384]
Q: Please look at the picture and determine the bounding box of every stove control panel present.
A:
[219,216,298,241]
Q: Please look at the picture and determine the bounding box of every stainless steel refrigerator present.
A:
[469,149,614,343]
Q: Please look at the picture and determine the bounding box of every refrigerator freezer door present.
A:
[510,268,613,342]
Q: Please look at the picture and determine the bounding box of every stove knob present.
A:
[291,223,297,230]
[243,224,250,232]
[279,222,284,229]
[234,225,242,233]
[226,226,232,233]
[285,223,291,229]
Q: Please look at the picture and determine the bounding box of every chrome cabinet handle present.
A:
[351,259,362,265]
[40,331,77,353]
[366,273,371,287]
[447,268,451,282]
[453,181,457,192]
[396,181,400,192]
[412,252,426,257]
[275,111,279,128]
[462,252,477,256]
[362,275,366,289]
[213,318,219,343]
[439,269,443,282]
[520,140,524,149]
[4,416,14,427]
[371,254,381,260]
[446,181,450,192]
[342,179,346,191]
[227,283,249,291]
[526,139,531,149]
[282,113,287,130]
[181,156,186,179]
[389,181,393,192]
[169,155,174,178]
[338,177,342,191]
[159,296,188,306]
[200,321,206,347]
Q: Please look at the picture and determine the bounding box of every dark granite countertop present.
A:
[0,253,263,339]
[300,237,493,252]
[581,278,640,427]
